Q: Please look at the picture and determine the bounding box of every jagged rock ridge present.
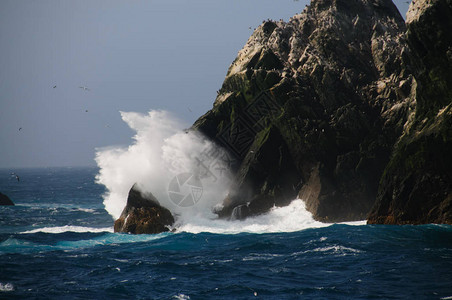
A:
[118,0,451,229]
[194,0,413,222]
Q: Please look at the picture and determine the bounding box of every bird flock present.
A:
[17,84,93,133]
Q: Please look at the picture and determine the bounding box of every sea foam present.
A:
[22,226,113,234]
[95,110,232,221]
[0,283,14,292]
[176,199,327,234]
[95,110,335,234]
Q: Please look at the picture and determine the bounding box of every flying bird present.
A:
[18,127,22,131]
[79,86,90,91]
[11,173,20,182]
[53,85,57,88]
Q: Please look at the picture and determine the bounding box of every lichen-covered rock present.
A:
[114,184,174,234]
[194,0,412,221]
[0,192,14,206]
[367,0,452,225]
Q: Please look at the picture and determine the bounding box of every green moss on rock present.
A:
[368,0,452,225]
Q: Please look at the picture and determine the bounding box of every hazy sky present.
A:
[0,0,410,169]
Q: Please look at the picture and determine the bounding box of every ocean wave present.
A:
[17,204,102,213]
[69,208,96,213]
[0,283,14,292]
[173,199,368,234]
[242,253,284,261]
[310,245,363,255]
[173,294,190,300]
[176,199,329,234]
[1,232,170,254]
[21,225,113,234]
[95,110,233,221]
[289,245,363,257]
[339,220,367,226]
[95,110,370,235]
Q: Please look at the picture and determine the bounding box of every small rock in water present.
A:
[114,184,174,234]
[0,192,14,206]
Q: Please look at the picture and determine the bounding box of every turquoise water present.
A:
[1,167,452,299]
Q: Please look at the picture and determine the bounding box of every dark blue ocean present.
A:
[1,167,452,299]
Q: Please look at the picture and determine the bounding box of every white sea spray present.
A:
[95,110,232,222]
[95,110,331,234]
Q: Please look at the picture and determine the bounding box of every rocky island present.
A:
[115,0,452,233]
[194,0,413,223]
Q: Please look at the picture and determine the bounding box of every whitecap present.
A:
[21,225,113,234]
[2,232,169,254]
[72,208,96,213]
[339,220,367,226]
[242,253,283,261]
[310,245,363,255]
[173,294,190,300]
[176,199,328,234]
[0,283,15,292]
[95,109,368,235]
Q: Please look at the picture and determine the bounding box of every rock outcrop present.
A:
[194,0,413,221]
[120,0,451,226]
[114,184,174,234]
[0,192,14,206]
[367,0,452,224]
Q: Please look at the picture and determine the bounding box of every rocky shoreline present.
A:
[194,0,412,222]
[115,0,452,233]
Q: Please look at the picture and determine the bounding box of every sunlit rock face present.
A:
[194,0,413,222]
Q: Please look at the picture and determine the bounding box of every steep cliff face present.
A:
[368,0,452,224]
[193,0,413,221]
